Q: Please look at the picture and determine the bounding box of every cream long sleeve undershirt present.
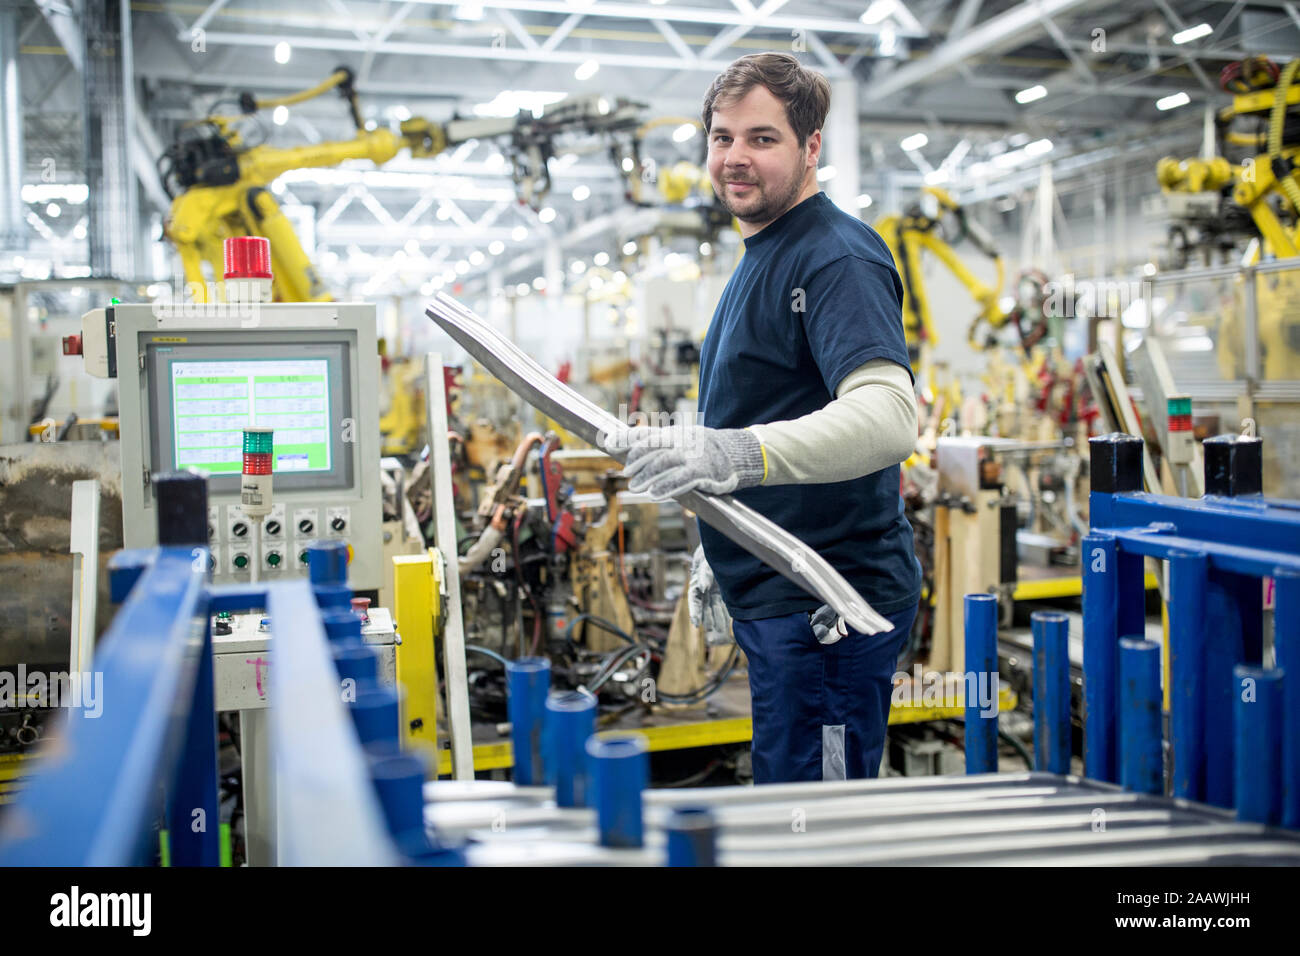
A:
[746,358,918,486]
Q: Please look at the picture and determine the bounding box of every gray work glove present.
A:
[809,603,849,645]
[688,545,731,639]
[604,425,765,501]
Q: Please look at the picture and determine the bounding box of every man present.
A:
[606,52,921,784]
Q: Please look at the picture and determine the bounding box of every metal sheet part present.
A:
[425,292,891,635]
[421,772,1300,867]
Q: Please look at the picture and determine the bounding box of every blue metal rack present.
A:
[0,472,418,866]
[966,432,1299,830]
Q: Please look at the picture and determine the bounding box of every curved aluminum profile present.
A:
[426,292,891,635]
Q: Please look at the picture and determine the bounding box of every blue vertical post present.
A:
[507,657,550,785]
[963,594,999,774]
[1082,532,1119,783]
[1234,665,1284,825]
[156,471,220,866]
[1168,549,1209,802]
[1275,569,1300,829]
[587,734,648,848]
[1088,435,1147,660]
[1119,638,1163,795]
[665,807,718,867]
[1032,611,1071,774]
[1204,570,1245,809]
[167,612,222,866]
[544,689,596,807]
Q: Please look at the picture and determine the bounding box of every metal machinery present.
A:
[4,434,1297,866]
[1156,57,1300,386]
[74,295,385,592]
[0,279,142,445]
[158,69,646,301]
[874,186,1011,371]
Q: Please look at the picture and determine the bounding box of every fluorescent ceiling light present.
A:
[672,123,697,142]
[488,240,505,255]
[454,3,484,19]
[512,226,528,241]
[816,165,837,181]
[1172,23,1212,44]
[1157,91,1190,111]
[924,170,949,185]
[857,193,873,208]
[1024,138,1053,157]
[538,207,556,223]
[860,0,895,25]
[274,42,291,64]
[22,183,89,204]
[575,60,600,81]
[593,251,609,266]
[1015,84,1047,104]
[572,184,591,201]
[900,132,928,151]
[273,105,289,126]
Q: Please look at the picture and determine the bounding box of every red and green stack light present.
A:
[243,427,274,476]
[1167,396,1193,435]
[1166,395,1193,466]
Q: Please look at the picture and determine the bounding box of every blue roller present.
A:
[350,680,401,746]
[1119,638,1162,795]
[322,608,362,642]
[1082,532,1118,782]
[1032,611,1071,774]
[1234,665,1284,825]
[544,689,596,807]
[307,540,348,585]
[963,593,999,774]
[315,584,353,611]
[369,749,428,838]
[1275,569,1300,829]
[1168,549,1208,802]
[333,641,378,684]
[507,657,551,785]
[665,807,717,867]
[587,734,648,848]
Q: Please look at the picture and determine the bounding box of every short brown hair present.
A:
[702,53,831,147]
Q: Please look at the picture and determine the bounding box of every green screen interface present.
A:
[171,359,332,474]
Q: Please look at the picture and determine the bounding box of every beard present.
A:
[715,156,806,224]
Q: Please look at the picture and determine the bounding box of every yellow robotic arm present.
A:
[876,186,1009,369]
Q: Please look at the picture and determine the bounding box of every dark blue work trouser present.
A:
[732,602,917,784]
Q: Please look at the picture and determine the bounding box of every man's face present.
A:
[706,85,819,229]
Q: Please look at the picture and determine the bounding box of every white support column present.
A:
[544,239,563,313]
[1201,102,1216,159]
[825,77,861,215]
[0,3,24,251]
[1037,163,1056,275]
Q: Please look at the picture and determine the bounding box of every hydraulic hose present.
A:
[1267,59,1300,216]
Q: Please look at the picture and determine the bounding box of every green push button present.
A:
[233,553,249,570]
[267,551,281,568]
[299,550,309,565]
